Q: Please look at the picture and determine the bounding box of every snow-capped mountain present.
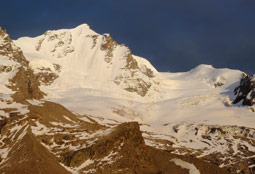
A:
[0,24,255,174]
[14,24,158,97]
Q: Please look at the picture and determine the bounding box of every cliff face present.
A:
[0,130,70,174]
[0,27,44,103]
[233,73,255,106]
[0,27,28,66]
[59,122,160,174]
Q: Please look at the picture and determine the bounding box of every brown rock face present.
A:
[148,147,228,174]
[99,34,155,97]
[8,67,45,102]
[0,100,101,174]
[233,73,255,106]
[61,122,160,174]
[101,35,117,63]
[0,27,45,102]
[34,64,60,86]
[125,52,139,70]
[0,131,70,174]
[124,79,152,97]
[0,27,28,66]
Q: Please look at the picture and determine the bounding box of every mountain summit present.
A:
[15,24,158,97]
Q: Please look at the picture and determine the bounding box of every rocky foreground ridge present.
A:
[0,26,255,174]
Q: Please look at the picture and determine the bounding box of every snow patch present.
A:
[50,121,78,128]
[27,99,44,106]
[171,158,200,174]
[60,159,94,174]
[31,121,55,136]
[29,59,56,73]
[0,148,9,165]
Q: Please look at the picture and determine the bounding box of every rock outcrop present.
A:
[233,73,255,106]
[0,27,45,103]
[60,122,160,174]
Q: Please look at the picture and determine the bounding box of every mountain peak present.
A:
[14,24,158,97]
[73,23,95,34]
[74,23,90,29]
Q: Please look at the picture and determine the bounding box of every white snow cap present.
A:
[14,24,158,96]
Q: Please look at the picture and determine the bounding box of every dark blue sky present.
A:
[1,0,255,73]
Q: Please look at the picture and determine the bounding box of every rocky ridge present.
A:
[143,123,255,173]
